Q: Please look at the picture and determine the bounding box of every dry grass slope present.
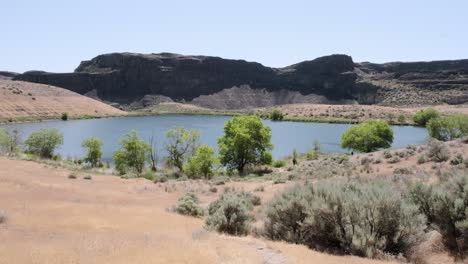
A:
[0,80,126,122]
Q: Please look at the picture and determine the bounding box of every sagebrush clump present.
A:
[174,193,204,217]
[410,174,468,257]
[264,179,426,258]
[205,191,253,235]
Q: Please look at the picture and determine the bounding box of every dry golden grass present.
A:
[0,80,125,121]
[0,157,403,264]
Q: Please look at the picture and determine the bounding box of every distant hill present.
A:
[13,53,468,109]
[0,80,125,121]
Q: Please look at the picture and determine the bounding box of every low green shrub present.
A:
[61,112,68,121]
[205,191,253,235]
[272,160,286,168]
[175,193,204,217]
[264,179,426,258]
[388,156,401,164]
[0,210,6,224]
[306,150,318,160]
[270,109,284,121]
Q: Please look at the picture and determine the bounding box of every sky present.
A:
[1,0,468,73]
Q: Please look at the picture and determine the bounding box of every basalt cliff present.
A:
[14,53,468,109]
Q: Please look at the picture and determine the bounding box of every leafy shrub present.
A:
[154,175,168,183]
[209,186,218,193]
[272,160,286,168]
[264,180,426,258]
[398,114,406,123]
[270,109,284,121]
[410,175,468,256]
[254,186,265,192]
[205,192,253,235]
[218,115,273,173]
[184,145,218,179]
[427,114,468,141]
[394,167,412,175]
[61,112,68,121]
[175,193,204,217]
[83,175,92,180]
[81,137,103,167]
[68,173,77,179]
[341,120,394,153]
[413,108,439,126]
[113,131,150,175]
[250,195,261,206]
[426,139,450,162]
[24,128,63,158]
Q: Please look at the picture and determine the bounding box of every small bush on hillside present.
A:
[24,128,63,158]
[205,191,253,235]
[61,112,68,121]
[426,139,450,162]
[383,150,392,159]
[410,174,468,256]
[272,160,286,168]
[264,179,426,258]
[417,155,427,164]
[413,108,439,126]
[184,145,218,179]
[175,193,204,217]
[450,154,464,166]
[388,156,401,164]
[270,109,284,121]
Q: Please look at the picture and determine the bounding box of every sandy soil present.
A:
[0,80,125,121]
[0,157,400,264]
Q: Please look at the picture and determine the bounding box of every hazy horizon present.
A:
[2,0,468,73]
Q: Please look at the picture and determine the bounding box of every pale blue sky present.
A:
[2,0,467,73]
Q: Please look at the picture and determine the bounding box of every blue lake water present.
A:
[0,115,428,161]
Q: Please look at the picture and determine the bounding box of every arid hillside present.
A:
[0,80,125,122]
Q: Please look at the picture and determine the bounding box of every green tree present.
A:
[81,137,103,167]
[413,108,439,126]
[427,114,468,141]
[184,145,218,179]
[24,128,63,158]
[113,130,150,175]
[218,115,273,173]
[165,127,200,171]
[341,120,393,153]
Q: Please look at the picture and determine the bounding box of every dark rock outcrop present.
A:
[15,53,357,104]
[13,53,468,107]
[0,71,19,80]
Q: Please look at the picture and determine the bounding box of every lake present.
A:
[1,115,428,161]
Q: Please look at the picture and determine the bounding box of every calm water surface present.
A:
[1,115,428,161]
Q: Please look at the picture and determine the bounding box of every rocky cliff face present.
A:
[14,53,468,108]
[15,53,357,104]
